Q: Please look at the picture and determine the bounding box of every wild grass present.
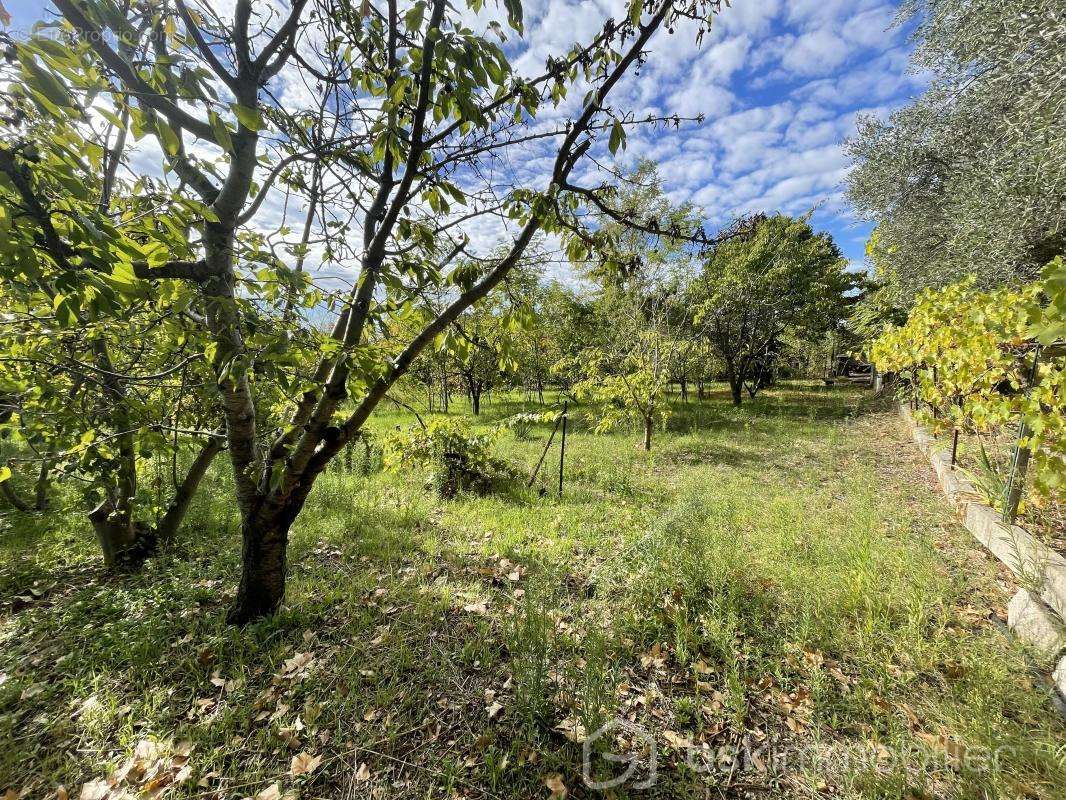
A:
[0,382,1063,799]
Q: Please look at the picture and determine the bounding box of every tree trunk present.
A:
[89,499,139,569]
[725,363,743,406]
[34,459,51,510]
[643,414,653,451]
[154,435,225,545]
[467,375,482,416]
[227,511,293,624]
[679,378,688,402]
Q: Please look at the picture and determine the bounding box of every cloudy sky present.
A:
[497,0,926,272]
[4,0,926,278]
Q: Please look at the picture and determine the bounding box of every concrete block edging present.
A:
[897,404,1066,700]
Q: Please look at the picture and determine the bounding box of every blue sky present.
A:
[3,0,926,276]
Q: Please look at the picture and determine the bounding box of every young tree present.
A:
[573,286,681,451]
[5,0,729,621]
[570,162,700,450]
[691,214,855,405]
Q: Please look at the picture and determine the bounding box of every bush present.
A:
[383,418,517,498]
[502,410,557,441]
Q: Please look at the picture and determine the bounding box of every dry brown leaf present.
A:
[353,763,371,782]
[544,774,567,798]
[255,782,282,800]
[486,701,504,720]
[662,730,695,750]
[77,781,110,800]
[554,717,586,743]
[291,752,322,777]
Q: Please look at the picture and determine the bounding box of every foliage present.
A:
[502,410,557,441]
[0,92,232,560]
[572,325,674,447]
[691,214,856,404]
[0,0,729,619]
[846,0,1066,301]
[872,259,1065,498]
[383,418,515,499]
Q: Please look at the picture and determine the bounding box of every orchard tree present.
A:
[3,0,730,622]
[691,214,856,405]
[0,65,227,565]
[447,287,529,416]
[571,162,700,450]
[573,285,686,451]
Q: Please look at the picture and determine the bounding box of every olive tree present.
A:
[846,0,1065,302]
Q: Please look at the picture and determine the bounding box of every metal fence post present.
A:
[1001,345,1042,524]
[558,401,568,498]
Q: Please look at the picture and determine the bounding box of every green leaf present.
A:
[156,122,181,156]
[231,103,264,131]
[20,56,74,113]
[608,119,625,155]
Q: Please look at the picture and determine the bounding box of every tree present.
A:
[0,66,226,566]
[573,286,681,451]
[4,0,729,622]
[448,289,524,416]
[845,0,1065,303]
[570,162,700,450]
[691,214,855,405]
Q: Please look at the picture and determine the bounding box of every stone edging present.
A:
[898,404,1066,701]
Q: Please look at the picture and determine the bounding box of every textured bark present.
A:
[89,499,139,569]
[643,414,653,452]
[226,509,294,624]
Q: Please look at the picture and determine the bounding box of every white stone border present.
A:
[898,404,1066,699]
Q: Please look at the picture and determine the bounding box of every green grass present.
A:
[1,382,1063,799]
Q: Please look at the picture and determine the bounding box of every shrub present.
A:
[383,418,516,498]
[502,410,557,441]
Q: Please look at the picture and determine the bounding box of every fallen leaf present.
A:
[554,717,586,743]
[291,752,322,776]
[486,701,504,720]
[78,781,109,800]
[255,783,282,800]
[353,763,371,782]
[19,684,45,700]
[544,774,567,798]
[663,730,694,750]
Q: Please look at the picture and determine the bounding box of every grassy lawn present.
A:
[1,383,1063,799]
